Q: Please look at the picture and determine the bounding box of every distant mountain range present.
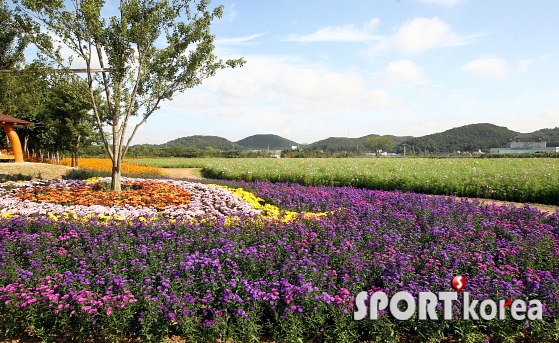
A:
[139,123,559,153]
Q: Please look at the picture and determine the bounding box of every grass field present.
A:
[136,157,559,205]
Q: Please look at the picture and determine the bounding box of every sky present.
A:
[25,0,559,145]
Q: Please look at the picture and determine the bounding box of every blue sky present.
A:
[28,0,559,145]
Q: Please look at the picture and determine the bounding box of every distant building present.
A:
[490,132,559,154]
[506,133,546,149]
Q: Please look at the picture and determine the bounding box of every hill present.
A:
[307,134,413,153]
[397,123,516,153]
[141,124,559,154]
[157,135,236,150]
[235,134,298,150]
[534,127,559,147]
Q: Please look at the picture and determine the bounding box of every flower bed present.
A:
[0,179,558,342]
[0,178,261,220]
[12,180,192,210]
[60,157,166,176]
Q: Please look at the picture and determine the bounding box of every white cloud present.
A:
[516,53,552,72]
[374,59,424,86]
[517,59,535,73]
[218,77,266,105]
[282,18,382,42]
[417,0,469,6]
[218,107,244,117]
[462,58,511,79]
[272,68,401,110]
[540,108,559,121]
[369,17,483,55]
[167,93,213,109]
[216,33,266,45]
[493,109,559,132]
[418,87,444,97]
[225,3,237,21]
[363,18,380,31]
[168,54,402,117]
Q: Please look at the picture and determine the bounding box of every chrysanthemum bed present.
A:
[0,178,558,343]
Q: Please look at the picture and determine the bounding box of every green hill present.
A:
[142,124,558,154]
[235,134,298,150]
[307,134,413,153]
[396,123,517,153]
[158,135,236,150]
[534,127,559,147]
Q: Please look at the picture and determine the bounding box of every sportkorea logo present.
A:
[354,275,542,321]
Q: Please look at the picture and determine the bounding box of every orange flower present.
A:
[13,181,190,210]
[60,158,166,176]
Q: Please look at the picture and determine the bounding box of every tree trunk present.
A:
[110,125,122,191]
[23,136,28,158]
[74,134,80,169]
[111,162,122,191]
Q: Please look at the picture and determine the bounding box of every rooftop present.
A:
[0,114,33,125]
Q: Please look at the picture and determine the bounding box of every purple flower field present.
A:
[0,179,558,342]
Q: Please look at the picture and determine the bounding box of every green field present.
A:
[136,157,559,205]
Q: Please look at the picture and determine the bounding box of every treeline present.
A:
[306,135,412,153]
[80,145,276,158]
[0,4,101,166]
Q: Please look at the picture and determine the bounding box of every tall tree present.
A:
[363,136,395,156]
[0,3,27,70]
[14,0,245,190]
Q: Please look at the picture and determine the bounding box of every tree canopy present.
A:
[14,0,245,190]
[363,136,395,156]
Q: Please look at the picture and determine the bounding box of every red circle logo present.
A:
[452,275,466,292]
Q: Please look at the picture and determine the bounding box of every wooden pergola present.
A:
[0,114,33,162]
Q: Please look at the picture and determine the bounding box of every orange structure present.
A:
[0,114,33,163]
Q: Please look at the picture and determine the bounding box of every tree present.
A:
[0,3,28,70]
[363,136,395,156]
[14,0,245,190]
[43,82,103,167]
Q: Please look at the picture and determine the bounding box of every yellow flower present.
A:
[212,184,329,222]
[47,213,60,221]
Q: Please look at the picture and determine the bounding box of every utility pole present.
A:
[403,144,407,156]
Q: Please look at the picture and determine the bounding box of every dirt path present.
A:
[446,196,558,215]
[161,168,204,179]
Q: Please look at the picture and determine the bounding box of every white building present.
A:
[490,132,559,154]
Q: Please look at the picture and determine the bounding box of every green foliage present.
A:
[0,4,27,70]
[14,0,245,190]
[363,136,395,155]
[534,127,559,147]
[236,134,299,150]
[155,135,239,151]
[0,173,32,182]
[307,134,411,153]
[398,123,516,154]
